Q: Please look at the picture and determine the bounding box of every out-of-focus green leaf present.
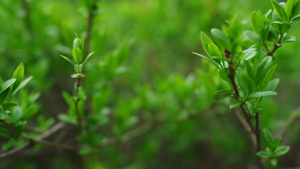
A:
[12,76,33,96]
[257,151,272,158]
[266,78,280,91]
[262,64,278,90]
[282,36,297,43]
[244,31,262,45]
[193,52,219,68]
[230,101,242,109]
[0,79,16,94]
[274,146,290,156]
[11,63,24,92]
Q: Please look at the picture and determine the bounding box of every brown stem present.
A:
[74,77,83,129]
[226,51,263,168]
[268,43,281,59]
[21,0,33,41]
[0,122,66,159]
[255,113,263,169]
[84,0,98,58]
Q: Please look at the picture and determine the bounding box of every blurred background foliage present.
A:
[0,0,300,168]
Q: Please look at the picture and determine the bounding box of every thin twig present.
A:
[84,0,98,58]
[276,106,300,138]
[0,122,66,160]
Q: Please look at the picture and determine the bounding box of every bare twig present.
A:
[276,106,300,138]
[0,122,66,160]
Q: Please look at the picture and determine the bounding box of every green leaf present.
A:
[10,106,23,123]
[2,139,16,151]
[263,129,275,150]
[11,63,24,92]
[257,151,272,158]
[243,48,257,61]
[271,0,288,22]
[214,90,232,95]
[248,91,277,99]
[12,76,33,96]
[291,14,300,22]
[73,37,81,49]
[200,32,215,57]
[208,43,221,58]
[1,103,17,111]
[270,158,278,167]
[237,68,248,97]
[193,52,219,68]
[0,127,11,138]
[266,78,280,91]
[72,47,83,63]
[271,22,291,36]
[22,106,39,120]
[0,79,16,94]
[250,11,265,36]
[218,68,231,84]
[274,146,290,157]
[285,0,300,20]
[282,36,297,43]
[273,137,282,151]
[230,101,242,109]
[256,56,273,86]
[262,64,278,90]
[0,111,8,120]
[58,114,78,125]
[244,31,263,45]
[211,28,231,50]
[0,88,11,105]
[60,55,75,67]
[82,52,95,66]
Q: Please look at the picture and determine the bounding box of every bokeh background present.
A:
[0,0,300,168]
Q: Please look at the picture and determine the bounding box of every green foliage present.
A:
[0,0,300,168]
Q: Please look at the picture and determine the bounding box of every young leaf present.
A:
[285,0,300,20]
[271,0,288,22]
[282,36,297,43]
[0,88,10,105]
[11,63,24,92]
[0,111,8,120]
[12,76,33,96]
[72,47,83,63]
[200,32,215,57]
[257,151,272,158]
[291,14,300,22]
[218,68,231,84]
[208,43,221,58]
[250,11,265,36]
[262,129,275,150]
[262,64,278,90]
[274,146,290,157]
[0,79,16,94]
[230,101,242,109]
[82,52,95,66]
[193,52,219,68]
[266,78,280,91]
[248,91,277,99]
[0,127,11,138]
[271,22,291,36]
[73,37,81,49]
[210,28,231,50]
[237,68,248,97]
[214,90,232,95]
[60,55,75,67]
[244,31,263,45]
